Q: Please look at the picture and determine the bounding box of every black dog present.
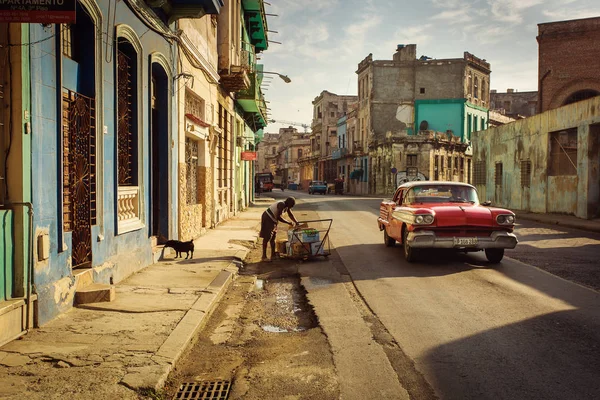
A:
[164,240,194,259]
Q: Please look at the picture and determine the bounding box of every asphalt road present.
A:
[288,190,600,400]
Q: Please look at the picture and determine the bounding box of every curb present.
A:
[120,262,240,391]
[516,213,600,234]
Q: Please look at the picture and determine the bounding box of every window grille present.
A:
[185,137,199,204]
[474,161,486,185]
[117,47,136,186]
[549,129,577,176]
[185,89,205,120]
[520,160,531,187]
[495,162,503,186]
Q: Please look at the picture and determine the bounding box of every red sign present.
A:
[0,0,76,23]
[241,151,257,161]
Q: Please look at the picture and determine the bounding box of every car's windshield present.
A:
[404,185,479,205]
[312,181,324,185]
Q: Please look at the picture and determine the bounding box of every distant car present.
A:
[308,180,327,195]
[377,181,518,263]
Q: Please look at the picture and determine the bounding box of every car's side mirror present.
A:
[482,201,492,206]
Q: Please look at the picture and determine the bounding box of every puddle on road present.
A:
[256,276,317,334]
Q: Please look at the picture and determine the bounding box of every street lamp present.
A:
[261,71,291,83]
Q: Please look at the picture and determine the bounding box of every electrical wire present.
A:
[7,34,55,47]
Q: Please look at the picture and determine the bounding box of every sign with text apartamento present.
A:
[241,151,257,161]
[0,0,76,24]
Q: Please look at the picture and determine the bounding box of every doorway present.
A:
[150,63,170,242]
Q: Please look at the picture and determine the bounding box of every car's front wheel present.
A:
[403,228,416,262]
[384,228,395,247]
[485,248,504,263]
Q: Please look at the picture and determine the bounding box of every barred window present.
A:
[117,42,138,186]
[474,161,486,185]
[185,89,205,120]
[495,162,503,186]
[549,129,577,176]
[520,160,531,188]
[185,137,199,204]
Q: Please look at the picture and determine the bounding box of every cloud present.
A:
[272,0,340,14]
[542,7,600,21]
[339,14,384,58]
[431,8,473,23]
[488,0,545,23]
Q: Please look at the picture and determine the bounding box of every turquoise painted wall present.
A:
[464,104,488,142]
[415,101,463,137]
[415,99,489,143]
[0,210,14,301]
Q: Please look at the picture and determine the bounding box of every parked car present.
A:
[377,181,518,263]
[308,180,328,195]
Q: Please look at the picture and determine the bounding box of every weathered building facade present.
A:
[357,45,490,195]
[0,0,275,344]
[490,89,538,118]
[473,96,600,219]
[537,16,600,112]
[308,90,358,185]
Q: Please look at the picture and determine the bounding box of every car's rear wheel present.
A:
[485,248,504,263]
[384,228,395,247]
[403,228,416,262]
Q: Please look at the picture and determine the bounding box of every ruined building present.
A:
[490,89,538,119]
[357,45,491,195]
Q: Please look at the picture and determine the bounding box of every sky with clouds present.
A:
[258,0,600,133]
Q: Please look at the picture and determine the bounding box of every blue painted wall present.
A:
[29,1,178,325]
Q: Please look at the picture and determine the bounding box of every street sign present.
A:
[391,167,397,174]
[241,151,257,161]
[0,0,76,23]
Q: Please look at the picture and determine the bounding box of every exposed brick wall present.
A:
[538,17,600,112]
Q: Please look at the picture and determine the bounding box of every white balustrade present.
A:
[117,186,143,233]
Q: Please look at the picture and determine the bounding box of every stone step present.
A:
[73,268,94,291]
[75,284,115,305]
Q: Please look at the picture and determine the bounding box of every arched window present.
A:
[298,148,303,158]
[116,38,140,186]
[474,77,479,99]
[563,89,600,106]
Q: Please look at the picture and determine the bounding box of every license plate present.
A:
[454,237,478,246]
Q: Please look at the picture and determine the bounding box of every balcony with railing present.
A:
[237,70,267,129]
[220,42,256,93]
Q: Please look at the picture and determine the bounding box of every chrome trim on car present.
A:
[406,230,518,250]
[496,214,515,225]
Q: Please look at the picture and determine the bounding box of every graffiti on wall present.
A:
[395,168,428,186]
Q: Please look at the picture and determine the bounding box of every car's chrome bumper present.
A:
[407,230,518,249]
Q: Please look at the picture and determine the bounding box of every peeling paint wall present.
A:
[473,96,600,218]
[29,1,176,326]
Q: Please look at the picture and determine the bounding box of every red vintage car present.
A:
[378,181,518,263]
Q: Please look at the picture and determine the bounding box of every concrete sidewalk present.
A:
[0,203,268,399]
[515,211,600,234]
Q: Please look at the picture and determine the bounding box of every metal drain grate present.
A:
[174,380,231,400]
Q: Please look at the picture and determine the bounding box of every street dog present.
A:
[164,239,194,259]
